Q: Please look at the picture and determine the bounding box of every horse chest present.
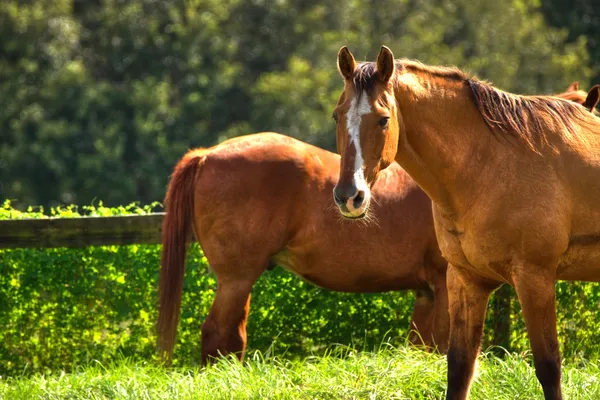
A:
[432,209,470,268]
[433,207,511,281]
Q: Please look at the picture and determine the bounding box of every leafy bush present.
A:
[0,201,415,376]
[1,202,599,376]
[0,0,593,209]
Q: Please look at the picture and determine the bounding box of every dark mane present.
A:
[468,80,592,151]
[351,59,468,94]
[351,62,379,94]
[351,58,594,151]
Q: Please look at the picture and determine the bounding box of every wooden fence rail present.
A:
[0,212,514,348]
[0,213,165,249]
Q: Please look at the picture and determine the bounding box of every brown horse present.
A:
[156,85,587,366]
[557,81,600,113]
[157,132,449,365]
[331,46,600,400]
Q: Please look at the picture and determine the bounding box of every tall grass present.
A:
[1,346,599,399]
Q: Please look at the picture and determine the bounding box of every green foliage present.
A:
[499,282,600,363]
[0,0,594,208]
[0,203,415,376]
[2,204,600,377]
[1,349,600,399]
[541,0,600,86]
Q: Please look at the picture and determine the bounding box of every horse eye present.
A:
[332,113,338,123]
[378,117,389,127]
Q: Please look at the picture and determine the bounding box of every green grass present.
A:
[1,346,599,399]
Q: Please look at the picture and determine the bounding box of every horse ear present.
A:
[584,85,600,112]
[567,81,579,92]
[376,46,395,83]
[337,46,357,81]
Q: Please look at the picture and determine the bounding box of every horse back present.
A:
[188,133,338,263]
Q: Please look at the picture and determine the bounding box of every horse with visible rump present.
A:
[157,87,588,366]
[331,46,600,400]
[157,132,449,365]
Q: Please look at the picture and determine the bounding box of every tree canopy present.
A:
[0,0,594,208]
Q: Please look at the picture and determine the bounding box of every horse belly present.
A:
[558,242,600,282]
[276,246,429,293]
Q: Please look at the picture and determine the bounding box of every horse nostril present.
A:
[333,190,346,206]
[353,190,365,209]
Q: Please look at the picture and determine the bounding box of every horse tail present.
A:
[157,148,207,362]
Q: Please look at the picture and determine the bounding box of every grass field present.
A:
[1,346,599,399]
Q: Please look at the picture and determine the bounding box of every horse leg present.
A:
[446,264,500,400]
[431,276,450,354]
[513,267,562,400]
[408,289,435,349]
[201,277,255,365]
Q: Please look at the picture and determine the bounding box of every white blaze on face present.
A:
[347,91,371,192]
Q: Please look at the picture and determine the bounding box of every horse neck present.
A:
[392,76,498,215]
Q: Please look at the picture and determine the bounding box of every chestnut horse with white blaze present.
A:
[157,132,449,365]
[331,46,600,400]
[157,89,589,366]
